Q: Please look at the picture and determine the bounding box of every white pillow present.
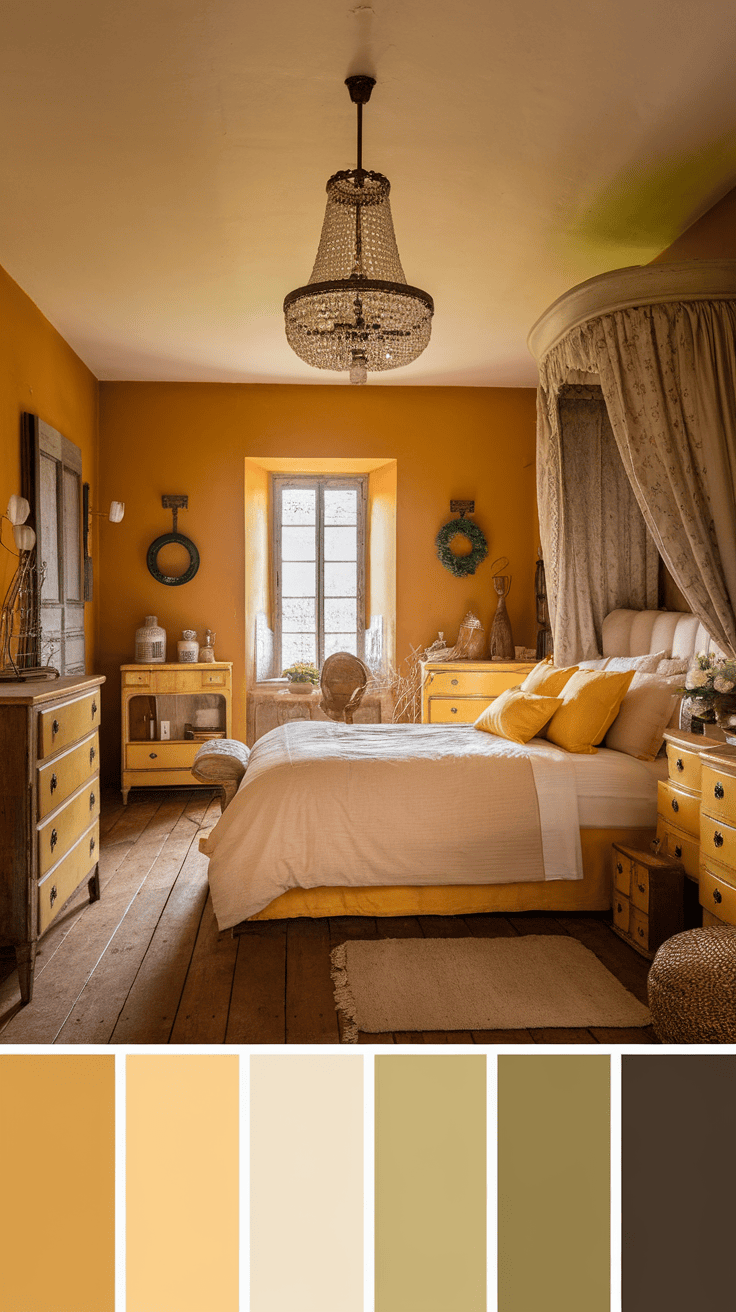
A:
[578,657,607,669]
[604,672,679,760]
[605,650,668,673]
[656,657,690,677]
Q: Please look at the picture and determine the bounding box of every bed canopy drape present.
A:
[529,260,736,666]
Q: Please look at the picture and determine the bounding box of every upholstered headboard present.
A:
[602,609,722,662]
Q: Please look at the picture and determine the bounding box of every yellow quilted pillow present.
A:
[474,687,563,744]
[545,668,635,754]
[520,657,579,697]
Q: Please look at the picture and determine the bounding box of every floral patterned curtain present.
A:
[537,299,736,663]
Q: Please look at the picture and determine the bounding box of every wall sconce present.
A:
[3,495,36,552]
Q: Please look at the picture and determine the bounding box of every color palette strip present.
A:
[0,1055,115,1312]
[2,1051,734,1312]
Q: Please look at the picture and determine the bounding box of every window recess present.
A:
[272,475,367,673]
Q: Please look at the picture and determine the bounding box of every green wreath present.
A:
[435,517,488,577]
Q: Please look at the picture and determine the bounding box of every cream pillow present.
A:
[604,673,680,761]
[474,687,562,744]
[657,657,690,677]
[545,668,635,754]
[605,650,667,673]
[520,658,578,697]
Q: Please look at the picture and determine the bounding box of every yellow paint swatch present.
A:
[250,1055,364,1312]
[375,1055,486,1312]
[127,1055,239,1312]
[0,1054,115,1312]
[498,1055,610,1312]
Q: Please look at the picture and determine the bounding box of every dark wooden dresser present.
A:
[0,674,104,1003]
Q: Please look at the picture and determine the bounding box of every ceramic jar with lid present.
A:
[135,616,166,663]
[177,630,199,663]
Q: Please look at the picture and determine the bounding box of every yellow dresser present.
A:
[655,729,723,878]
[420,660,535,725]
[698,746,736,927]
[121,662,232,802]
[0,673,104,1004]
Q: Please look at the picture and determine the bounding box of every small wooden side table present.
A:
[611,842,684,959]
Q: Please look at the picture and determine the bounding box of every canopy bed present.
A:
[528,259,736,667]
[199,262,736,932]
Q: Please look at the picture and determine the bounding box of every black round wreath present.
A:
[435,517,488,577]
[146,532,200,586]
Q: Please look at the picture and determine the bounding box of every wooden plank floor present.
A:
[0,788,659,1045]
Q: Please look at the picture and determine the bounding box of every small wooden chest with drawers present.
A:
[420,660,535,725]
[611,842,685,958]
[0,673,104,1003]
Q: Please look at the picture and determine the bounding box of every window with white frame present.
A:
[273,475,367,673]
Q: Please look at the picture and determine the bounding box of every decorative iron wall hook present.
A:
[147,495,200,586]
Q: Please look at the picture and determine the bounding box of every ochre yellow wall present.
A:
[651,184,736,262]
[0,264,99,668]
[98,384,538,782]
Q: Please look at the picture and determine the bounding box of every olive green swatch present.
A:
[498,1055,610,1312]
[375,1055,486,1312]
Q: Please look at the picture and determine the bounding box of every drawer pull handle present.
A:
[450,706,457,714]
[90,745,96,765]
[451,678,459,686]
[50,828,58,851]
[638,882,646,893]
[715,782,725,800]
[149,751,158,759]
[616,862,623,875]
[617,902,623,913]
[675,844,682,858]
[637,926,645,938]
[50,885,57,907]
[676,757,684,772]
[671,798,679,813]
[52,718,60,736]
[714,831,724,848]
[92,700,98,717]
[50,773,58,793]
[89,792,96,809]
[90,836,96,855]
[714,888,723,905]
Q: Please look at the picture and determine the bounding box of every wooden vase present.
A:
[489,575,515,661]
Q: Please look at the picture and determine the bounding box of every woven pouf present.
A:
[648,925,736,1043]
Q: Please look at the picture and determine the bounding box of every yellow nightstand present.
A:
[420,660,535,724]
[698,746,736,927]
[121,662,232,802]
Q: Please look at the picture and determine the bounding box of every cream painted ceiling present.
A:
[1,0,736,386]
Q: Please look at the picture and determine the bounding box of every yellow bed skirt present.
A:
[242,826,654,923]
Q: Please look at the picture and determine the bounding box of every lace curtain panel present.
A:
[537,299,736,663]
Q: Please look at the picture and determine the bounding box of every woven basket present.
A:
[648,925,736,1044]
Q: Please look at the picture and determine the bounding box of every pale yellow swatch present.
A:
[0,1054,115,1312]
[498,1054,610,1312]
[127,1055,239,1312]
[250,1054,364,1312]
[375,1055,486,1312]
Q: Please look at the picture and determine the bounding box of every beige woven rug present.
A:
[330,936,650,1042]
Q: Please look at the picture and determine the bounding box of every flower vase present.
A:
[288,682,314,695]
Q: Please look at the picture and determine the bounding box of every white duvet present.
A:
[201,721,603,929]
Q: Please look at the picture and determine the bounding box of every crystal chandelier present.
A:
[283,75,434,385]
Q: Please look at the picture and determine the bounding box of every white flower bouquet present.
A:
[683,652,736,701]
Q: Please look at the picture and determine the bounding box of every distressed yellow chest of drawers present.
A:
[0,673,104,1003]
[121,663,232,802]
[697,746,736,927]
[420,660,535,724]
[655,729,724,880]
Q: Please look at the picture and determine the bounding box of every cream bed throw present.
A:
[201,722,583,930]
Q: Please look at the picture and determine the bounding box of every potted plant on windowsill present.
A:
[282,661,320,694]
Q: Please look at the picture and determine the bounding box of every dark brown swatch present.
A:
[622,1055,736,1312]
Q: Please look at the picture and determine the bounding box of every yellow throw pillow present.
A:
[545,668,635,754]
[520,657,579,697]
[474,687,563,744]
